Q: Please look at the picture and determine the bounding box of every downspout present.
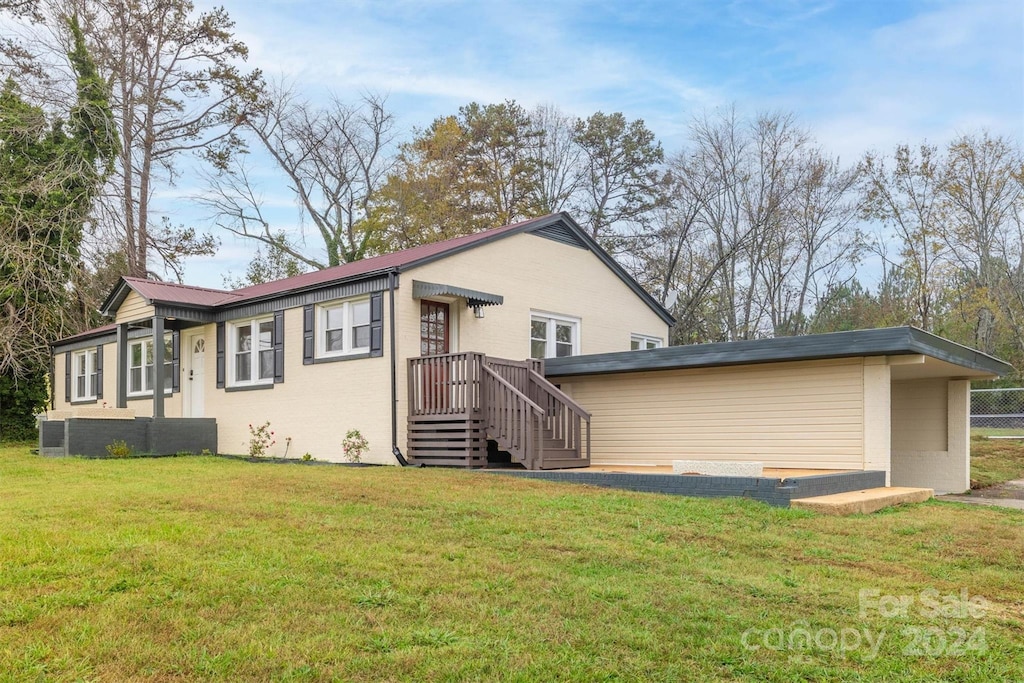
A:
[49,345,55,410]
[389,269,412,466]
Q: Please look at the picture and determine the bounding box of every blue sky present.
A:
[179,0,1024,287]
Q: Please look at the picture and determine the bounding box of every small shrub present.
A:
[200,449,212,456]
[247,421,276,458]
[105,440,133,458]
[342,429,368,463]
[302,452,313,461]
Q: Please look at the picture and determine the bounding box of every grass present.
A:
[971,434,1024,489]
[1,445,1022,681]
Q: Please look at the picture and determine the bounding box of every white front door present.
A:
[187,334,206,418]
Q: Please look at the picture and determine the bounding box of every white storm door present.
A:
[188,334,206,417]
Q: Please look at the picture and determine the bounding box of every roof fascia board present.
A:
[545,327,1013,378]
[214,274,393,322]
[99,278,139,317]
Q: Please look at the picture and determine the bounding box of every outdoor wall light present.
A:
[473,305,485,319]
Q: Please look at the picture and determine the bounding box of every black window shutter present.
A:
[216,322,226,388]
[64,352,71,403]
[303,304,314,365]
[171,331,181,393]
[370,291,384,358]
[274,310,285,383]
[95,344,104,399]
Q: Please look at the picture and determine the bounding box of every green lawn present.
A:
[971,435,1024,488]
[1,446,1022,681]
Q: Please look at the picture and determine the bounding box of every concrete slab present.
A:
[791,487,933,515]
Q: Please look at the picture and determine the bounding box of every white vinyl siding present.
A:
[564,358,865,469]
[318,298,371,358]
[71,349,98,401]
[230,318,274,386]
[127,337,172,396]
[530,312,579,359]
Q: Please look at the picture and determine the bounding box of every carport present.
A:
[544,327,1012,495]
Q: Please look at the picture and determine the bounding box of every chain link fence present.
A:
[971,388,1024,436]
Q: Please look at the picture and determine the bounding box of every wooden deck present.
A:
[408,353,590,469]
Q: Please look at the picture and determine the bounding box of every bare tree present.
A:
[861,143,947,330]
[203,86,396,268]
[762,150,863,336]
[531,103,583,213]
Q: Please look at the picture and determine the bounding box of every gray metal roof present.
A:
[545,327,1013,378]
[411,280,504,307]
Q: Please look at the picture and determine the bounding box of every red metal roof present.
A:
[53,323,118,346]
[225,214,556,303]
[62,212,672,346]
[121,277,241,307]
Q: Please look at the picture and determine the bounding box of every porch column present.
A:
[116,323,128,408]
[862,357,892,485]
[152,316,165,418]
[947,379,971,493]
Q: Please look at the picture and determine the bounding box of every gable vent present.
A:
[530,222,588,249]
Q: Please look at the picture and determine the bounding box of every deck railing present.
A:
[480,365,544,467]
[407,352,590,468]
[408,351,484,416]
[527,368,591,460]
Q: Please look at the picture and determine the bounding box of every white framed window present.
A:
[631,334,663,351]
[72,349,98,401]
[317,298,371,358]
[127,337,172,396]
[530,312,580,359]
[229,318,275,386]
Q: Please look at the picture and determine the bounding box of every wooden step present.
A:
[791,487,933,515]
[539,457,590,470]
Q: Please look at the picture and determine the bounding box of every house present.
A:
[47,213,671,468]
[45,212,1011,494]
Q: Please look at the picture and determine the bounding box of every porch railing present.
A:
[408,351,484,416]
[480,365,544,467]
[407,352,590,468]
[527,368,591,461]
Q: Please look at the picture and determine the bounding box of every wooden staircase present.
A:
[407,353,590,469]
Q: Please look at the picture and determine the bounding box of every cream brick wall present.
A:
[557,357,866,469]
[395,231,670,455]
[54,342,183,417]
[202,303,394,463]
[55,231,668,464]
[891,378,970,494]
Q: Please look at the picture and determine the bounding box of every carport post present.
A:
[862,358,892,485]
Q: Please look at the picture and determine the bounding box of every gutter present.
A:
[388,269,411,466]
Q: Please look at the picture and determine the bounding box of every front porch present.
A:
[407,352,591,469]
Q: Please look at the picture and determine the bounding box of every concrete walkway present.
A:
[939,478,1024,511]
[939,496,1024,511]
